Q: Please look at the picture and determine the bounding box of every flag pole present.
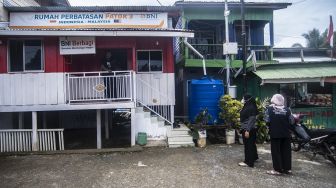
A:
[327,15,334,61]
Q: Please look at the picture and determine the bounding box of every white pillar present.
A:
[43,112,47,129]
[96,109,102,149]
[131,108,135,146]
[32,111,39,151]
[104,109,109,139]
[170,105,174,124]
[18,112,24,129]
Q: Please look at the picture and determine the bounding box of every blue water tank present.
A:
[188,77,224,125]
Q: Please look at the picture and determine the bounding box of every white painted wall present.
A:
[0,73,66,106]
[136,73,175,105]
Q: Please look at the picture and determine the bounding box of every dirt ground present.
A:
[0,144,335,188]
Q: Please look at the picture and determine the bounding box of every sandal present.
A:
[266,170,282,175]
[238,162,248,167]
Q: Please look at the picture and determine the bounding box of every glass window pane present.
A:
[150,51,162,72]
[24,40,42,71]
[9,40,24,72]
[137,51,149,72]
[304,83,332,107]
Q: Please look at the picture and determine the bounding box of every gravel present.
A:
[0,144,335,188]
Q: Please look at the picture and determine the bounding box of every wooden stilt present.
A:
[96,109,102,149]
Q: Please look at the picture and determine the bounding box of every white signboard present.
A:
[59,37,96,55]
[10,12,168,29]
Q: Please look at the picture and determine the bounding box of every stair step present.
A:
[168,134,191,138]
[168,141,195,148]
[168,136,193,142]
[168,130,190,136]
[136,107,146,113]
[172,124,190,131]
[150,116,158,123]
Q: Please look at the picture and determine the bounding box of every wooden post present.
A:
[32,111,39,151]
[131,108,135,146]
[96,109,102,149]
[104,109,109,139]
[18,112,24,129]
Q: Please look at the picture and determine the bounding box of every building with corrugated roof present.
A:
[0,2,195,152]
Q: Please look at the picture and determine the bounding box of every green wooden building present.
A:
[173,1,290,117]
[174,1,336,128]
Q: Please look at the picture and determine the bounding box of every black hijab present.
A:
[240,94,258,122]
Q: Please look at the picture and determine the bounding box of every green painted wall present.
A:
[234,75,336,128]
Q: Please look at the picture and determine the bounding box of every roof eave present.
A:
[174,2,291,10]
[4,6,181,12]
[0,29,194,38]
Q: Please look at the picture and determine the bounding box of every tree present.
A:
[302,28,325,48]
[302,28,336,48]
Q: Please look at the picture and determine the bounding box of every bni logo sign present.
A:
[140,13,158,19]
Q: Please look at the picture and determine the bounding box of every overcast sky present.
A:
[68,0,336,47]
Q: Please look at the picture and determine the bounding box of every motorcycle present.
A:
[291,114,336,166]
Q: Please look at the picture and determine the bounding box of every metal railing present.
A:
[0,129,64,152]
[186,44,272,61]
[136,77,174,125]
[66,71,134,104]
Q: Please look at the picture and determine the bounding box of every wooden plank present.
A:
[38,73,46,104]
[46,73,58,104]
[0,75,4,105]
[57,73,65,104]
[32,73,39,105]
[52,131,56,151]
[23,74,35,105]
[14,74,23,105]
[9,74,15,105]
[3,75,11,105]
[0,133,3,152]
[60,131,64,150]
[167,73,175,105]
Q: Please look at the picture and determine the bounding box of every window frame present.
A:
[279,82,333,108]
[7,39,45,73]
[136,50,163,73]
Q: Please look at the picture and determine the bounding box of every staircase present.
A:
[167,124,194,148]
[135,107,168,142]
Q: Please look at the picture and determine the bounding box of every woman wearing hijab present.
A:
[265,94,294,175]
[238,94,259,168]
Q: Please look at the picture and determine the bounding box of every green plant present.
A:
[255,97,270,144]
[219,95,243,130]
[194,108,212,126]
[188,108,211,140]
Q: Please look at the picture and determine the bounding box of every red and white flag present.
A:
[327,15,334,47]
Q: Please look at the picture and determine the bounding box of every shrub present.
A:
[219,95,243,130]
[255,97,270,143]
